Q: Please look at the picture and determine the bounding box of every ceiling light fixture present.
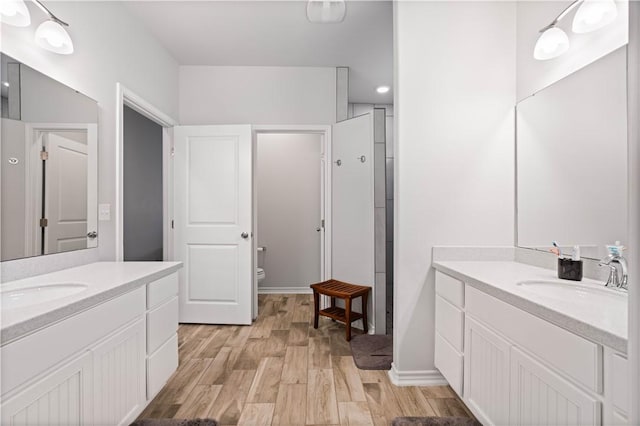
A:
[376,86,390,94]
[306,0,346,23]
[2,82,10,88]
[0,0,31,27]
[533,0,617,61]
[32,0,73,54]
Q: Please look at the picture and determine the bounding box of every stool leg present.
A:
[362,292,369,334]
[330,297,336,322]
[345,297,352,341]
[313,291,319,329]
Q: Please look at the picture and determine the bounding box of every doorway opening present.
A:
[256,132,323,292]
[115,84,177,262]
[123,106,163,261]
[252,126,332,318]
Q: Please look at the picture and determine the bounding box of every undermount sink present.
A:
[1,284,89,310]
[516,280,626,302]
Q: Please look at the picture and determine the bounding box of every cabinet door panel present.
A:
[1,352,92,425]
[510,347,601,426]
[464,316,511,426]
[92,318,146,426]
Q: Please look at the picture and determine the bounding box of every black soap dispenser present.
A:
[558,245,583,281]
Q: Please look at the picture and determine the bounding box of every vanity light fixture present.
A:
[306,0,346,23]
[572,0,618,33]
[0,0,31,27]
[32,0,73,55]
[534,0,618,61]
[376,86,390,94]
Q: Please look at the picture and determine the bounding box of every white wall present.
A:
[1,1,179,269]
[256,133,322,290]
[516,0,628,101]
[393,1,516,377]
[179,66,335,125]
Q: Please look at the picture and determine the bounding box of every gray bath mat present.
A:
[130,419,218,426]
[392,417,480,426]
[350,334,393,370]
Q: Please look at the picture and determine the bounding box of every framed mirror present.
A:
[1,53,98,262]
[516,47,628,260]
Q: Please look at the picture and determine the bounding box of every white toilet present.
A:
[257,267,266,285]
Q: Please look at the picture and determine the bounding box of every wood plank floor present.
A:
[139,294,474,425]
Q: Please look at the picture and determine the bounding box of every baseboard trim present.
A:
[258,286,313,294]
[388,363,448,387]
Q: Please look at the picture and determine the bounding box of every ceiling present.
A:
[123,1,393,104]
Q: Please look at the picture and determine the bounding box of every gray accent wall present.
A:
[123,106,163,261]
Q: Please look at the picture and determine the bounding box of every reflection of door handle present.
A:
[241,232,249,239]
[87,231,98,239]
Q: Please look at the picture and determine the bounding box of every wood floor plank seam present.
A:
[139,294,475,426]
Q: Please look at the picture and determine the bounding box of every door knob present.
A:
[87,231,98,239]
[241,232,249,239]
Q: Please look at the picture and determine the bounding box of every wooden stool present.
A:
[310,279,371,341]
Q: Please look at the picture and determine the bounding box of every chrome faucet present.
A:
[599,254,628,290]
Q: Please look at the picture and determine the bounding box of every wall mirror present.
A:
[516,47,628,260]
[1,53,98,262]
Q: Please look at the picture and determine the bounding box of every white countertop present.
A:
[433,260,628,353]
[1,261,182,345]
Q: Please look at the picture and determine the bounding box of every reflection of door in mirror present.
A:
[44,132,88,255]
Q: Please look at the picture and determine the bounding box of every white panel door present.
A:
[332,114,374,286]
[174,125,253,325]
[45,133,88,254]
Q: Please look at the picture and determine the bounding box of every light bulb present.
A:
[35,20,74,55]
[376,86,390,94]
[572,0,618,33]
[534,27,570,60]
[0,0,31,27]
[306,0,346,23]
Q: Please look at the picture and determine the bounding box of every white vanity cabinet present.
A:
[434,270,629,426]
[1,269,180,426]
[145,272,179,400]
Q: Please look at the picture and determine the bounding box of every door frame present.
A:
[252,125,332,317]
[115,83,177,261]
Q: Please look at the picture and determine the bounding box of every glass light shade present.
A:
[306,0,346,23]
[0,0,31,27]
[572,0,618,33]
[35,20,74,55]
[534,27,570,60]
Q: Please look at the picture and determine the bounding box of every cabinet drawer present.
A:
[435,331,463,396]
[435,295,464,351]
[1,287,145,397]
[147,333,178,400]
[611,353,628,415]
[466,285,602,393]
[436,271,464,307]
[147,296,179,354]
[147,272,178,309]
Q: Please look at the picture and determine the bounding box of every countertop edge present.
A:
[433,261,628,354]
[1,263,183,345]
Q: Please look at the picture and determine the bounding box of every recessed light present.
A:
[2,82,9,87]
[376,86,390,94]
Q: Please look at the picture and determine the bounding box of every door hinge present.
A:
[171,148,175,157]
[321,219,325,229]
[40,150,49,161]
[39,218,48,227]
[171,220,174,229]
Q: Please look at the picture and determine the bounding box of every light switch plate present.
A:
[99,204,111,221]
